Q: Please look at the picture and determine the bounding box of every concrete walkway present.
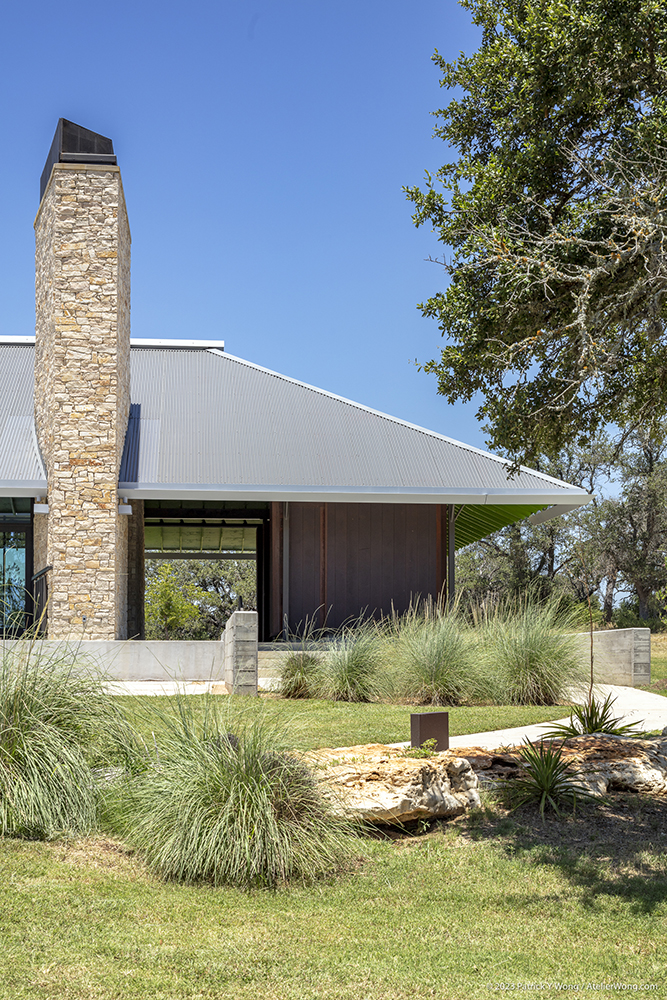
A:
[447,684,667,750]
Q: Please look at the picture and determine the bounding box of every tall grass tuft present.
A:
[477,598,587,705]
[0,644,128,839]
[317,622,385,702]
[389,607,475,705]
[105,699,355,888]
[280,651,321,698]
[279,615,323,699]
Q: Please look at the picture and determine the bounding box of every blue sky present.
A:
[0,1,487,447]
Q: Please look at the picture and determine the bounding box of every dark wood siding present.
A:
[287,502,438,630]
[287,502,322,630]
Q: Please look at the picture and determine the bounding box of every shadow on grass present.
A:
[456,791,667,914]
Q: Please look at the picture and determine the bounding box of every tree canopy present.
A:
[407,0,667,466]
[456,429,667,625]
[145,560,257,641]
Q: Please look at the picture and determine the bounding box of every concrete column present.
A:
[223,610,258,695]
[34,163,131,639]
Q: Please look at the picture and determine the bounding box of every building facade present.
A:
[0,121,591,641]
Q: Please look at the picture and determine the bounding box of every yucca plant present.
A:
[105,700,355,888]
[542,693,645,738]
[0,644,129,839]
[390,609,474,705]
[479,598,587,705]
[318,623,385,702]
[507,739,597,820]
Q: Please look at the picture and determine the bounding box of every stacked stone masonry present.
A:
[34,164,131,639]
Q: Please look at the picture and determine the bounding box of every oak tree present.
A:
[407,0,667,466]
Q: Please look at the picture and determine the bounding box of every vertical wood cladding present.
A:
[268,501,283,639]
[287,502,438,630]
[287,502,322,629]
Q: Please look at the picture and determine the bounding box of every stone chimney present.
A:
[34,120,131,639]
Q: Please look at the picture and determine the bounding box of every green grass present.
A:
[641,635,667,697]
[105,705,354,889]
[0,813,665,1000]
[113,695,571,750]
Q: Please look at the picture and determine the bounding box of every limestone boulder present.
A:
[457,735,667,799]
[309,744,480,824]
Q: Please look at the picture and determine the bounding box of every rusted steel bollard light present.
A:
[410,711,449,751]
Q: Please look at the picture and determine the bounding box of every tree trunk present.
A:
[603,570,617,624]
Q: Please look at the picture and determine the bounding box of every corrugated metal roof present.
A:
[0,346,46,494]
[121,348,590,511]
[0,342,591,546]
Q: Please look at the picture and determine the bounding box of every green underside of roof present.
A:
[454,504,546,550]
[144,523,258,554]
[143,506,547,555]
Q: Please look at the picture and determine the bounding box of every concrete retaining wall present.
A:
[576,628,650,687]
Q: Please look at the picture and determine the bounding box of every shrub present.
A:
[505,739,597,819]
[390,610,475,705]
[0,645,127,839]
[106,701,355,888]
[478,599,586,705]
[318,624,385,702]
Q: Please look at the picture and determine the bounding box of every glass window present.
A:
[0,531,27,634]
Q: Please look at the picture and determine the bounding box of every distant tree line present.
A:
[456,429,667,629]
[144,559,257,641]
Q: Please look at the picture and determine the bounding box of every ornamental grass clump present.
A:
[390,609,475,705]
[279,615,324,699]
[0,645,127,839]
[479,598,586,705]
[106,700,355,888]
[279,650,321,699]
[318,623,385,702]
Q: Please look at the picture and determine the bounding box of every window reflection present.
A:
[0,531,27,634]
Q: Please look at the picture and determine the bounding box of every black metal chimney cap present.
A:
[40,119,117,202]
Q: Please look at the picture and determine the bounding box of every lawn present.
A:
[113,695,572,751]
[1,794,665,1000]
[1,695,664,1000]
[644,634,667,697]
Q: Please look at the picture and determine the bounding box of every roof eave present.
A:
[0,481,47,497]
[117,483,592,508]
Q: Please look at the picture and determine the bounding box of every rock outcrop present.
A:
[310,744,480,824]
[310,734,667,823]
[454,734,667,798]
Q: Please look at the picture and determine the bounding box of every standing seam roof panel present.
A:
[126,349,583,494]
[0,346,47,486]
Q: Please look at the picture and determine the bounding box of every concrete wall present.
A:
[1,639,223,681]
[2,626,649,691]
[223,610,258,696]
[576,628,651,687]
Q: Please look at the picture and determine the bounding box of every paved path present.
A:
[447,684,667,750]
